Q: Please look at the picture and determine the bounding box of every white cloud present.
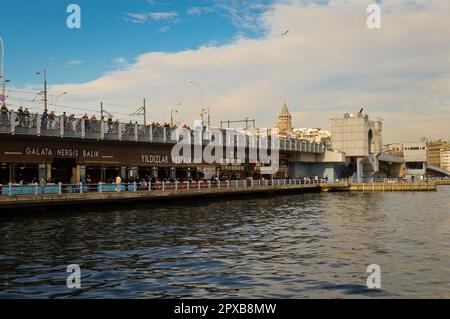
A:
[113,57,130,70]
[124,11,179,23]
[158,26,171,33]
[148,12,178,21]
[124,13,148,24]
[187,7,215,16]
[48,0,450,143]
[68,60,84,65]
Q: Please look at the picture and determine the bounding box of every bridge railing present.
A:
[0,110,327,153]
[0,179,322,197]
[373,178,441,184]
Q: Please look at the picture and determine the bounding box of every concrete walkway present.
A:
[0,183,322,210]
[0,182,442,210]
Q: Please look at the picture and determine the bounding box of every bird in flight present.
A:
[281,30,290,36]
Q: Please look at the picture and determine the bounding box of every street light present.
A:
[36,69,48,112]
[54,91,68,113]
[0,78,10,103]
[188,80,204,108]
[0,36,5,99]
[170,103,182,127]
[188,80,207,125]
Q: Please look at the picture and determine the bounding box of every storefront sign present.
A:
[140,154,169,164]
[25,147,100,158]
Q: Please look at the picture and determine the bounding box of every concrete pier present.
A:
[435,180,450,186]
[0,183,322,210]
[0,181,442,210]
[322,182,437,192]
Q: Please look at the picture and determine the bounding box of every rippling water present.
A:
[1,187,450,299]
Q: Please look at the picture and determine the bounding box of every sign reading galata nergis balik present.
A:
[24,147,100,158]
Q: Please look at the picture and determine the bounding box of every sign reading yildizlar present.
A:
[140,154,170,164]
[25,147,100,158]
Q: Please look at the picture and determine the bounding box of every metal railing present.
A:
[0,110,327,153]
[373,177,445,184]
[0,179,322,197]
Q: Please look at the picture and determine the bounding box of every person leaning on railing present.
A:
[1,104,9,122]
[48,111,56,130]
[41,110,48,129]
[23,108,31,127]
[107,115,113,134]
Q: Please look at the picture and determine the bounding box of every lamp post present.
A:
[188,80,203,108]
[54,91,68,113]
[36,69,48,112]
[0,37,5,99]
[0,78,9,104]
[170,103,182,127]
[189,80,207,125]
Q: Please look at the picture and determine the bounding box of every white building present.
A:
[292,128,331,144]
[403,142,427,178]
[331,112,383,182]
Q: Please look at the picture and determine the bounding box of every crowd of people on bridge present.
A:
[0,105,182,134]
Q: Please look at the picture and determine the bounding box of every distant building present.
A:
[276,102,292,136]
[440,149,450,173]
[403,142,427,178]
[427,140,449,168]
[292,128,331,144]
[383,143,404,158]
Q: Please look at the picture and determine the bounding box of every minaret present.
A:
[276,102,292,136]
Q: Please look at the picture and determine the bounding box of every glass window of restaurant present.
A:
[85,166,122,184]
[0,163,40,184]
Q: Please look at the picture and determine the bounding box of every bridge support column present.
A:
[356,157,364,183]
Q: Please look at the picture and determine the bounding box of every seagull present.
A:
[281,30,290,36]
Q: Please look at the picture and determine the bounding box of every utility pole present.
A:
[143,98,147,125]
[36,69,48,112]
[43,70,48,112]
[100,102,104,120]
[220,118,256,129]
[130,99,147,125]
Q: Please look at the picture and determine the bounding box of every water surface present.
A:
[1,187,450,298]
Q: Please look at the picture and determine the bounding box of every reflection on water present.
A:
[1,187,450,298]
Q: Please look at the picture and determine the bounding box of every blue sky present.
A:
[0,0,274,86]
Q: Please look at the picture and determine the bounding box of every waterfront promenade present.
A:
[0,180,321,210]
[0,179,442,210]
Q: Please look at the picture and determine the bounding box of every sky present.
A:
[1,0,449,143]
